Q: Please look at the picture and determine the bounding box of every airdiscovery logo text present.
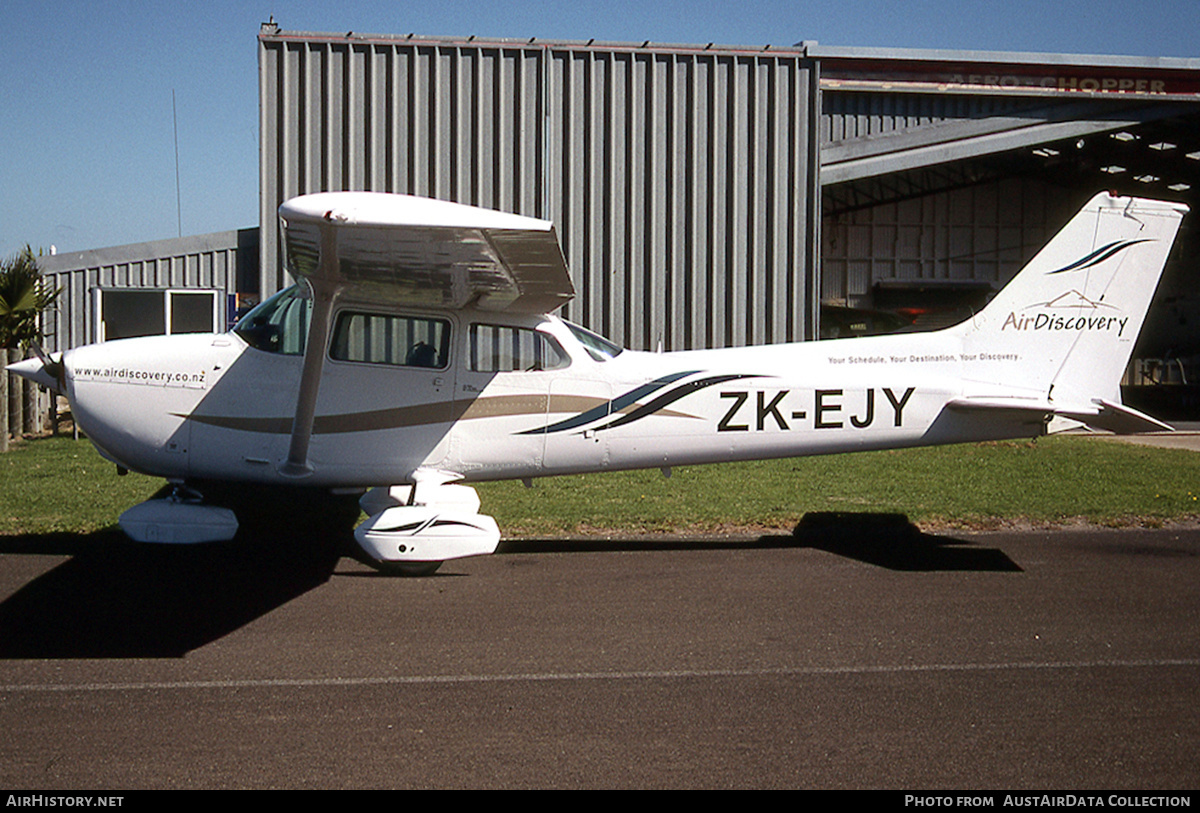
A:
[73,366,208,389]
[1002,290,1130,337]
[1001,311,1130,337]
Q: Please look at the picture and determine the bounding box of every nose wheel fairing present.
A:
[119,492,239,545]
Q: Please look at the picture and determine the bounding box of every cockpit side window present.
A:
[563,320,623,362]
[234,284,310,355]
[469,324,569,372]
[330,311,451,369]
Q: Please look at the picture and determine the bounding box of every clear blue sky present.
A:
[3,0,1197,260]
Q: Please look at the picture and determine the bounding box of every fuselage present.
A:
[43,192,1187,497]
[60,288,1040,490]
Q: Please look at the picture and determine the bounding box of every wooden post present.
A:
[22,350,38,436]
[6,348,19,444]
[0,355,7,453]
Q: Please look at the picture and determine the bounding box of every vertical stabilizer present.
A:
[952,193,1187,407]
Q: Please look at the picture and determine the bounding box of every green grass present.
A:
[0,436,161,535]
[476,436,1200,534]
[6,433,1195,537]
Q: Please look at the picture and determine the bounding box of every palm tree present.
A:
[0,246,59,349]
[1,246,60,451]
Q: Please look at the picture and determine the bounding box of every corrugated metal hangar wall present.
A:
[41,29,1200,364]
[37,229,256,354]
[257,28,1199,354]
[258,28,822,351]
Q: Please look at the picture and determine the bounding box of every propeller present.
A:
[6,342,65,394]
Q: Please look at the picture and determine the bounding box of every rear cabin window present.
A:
[331,311,451,369]
[469,324,569,373]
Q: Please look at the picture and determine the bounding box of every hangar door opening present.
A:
[95,288,221,342]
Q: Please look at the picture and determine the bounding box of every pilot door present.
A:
[313,308,457,480]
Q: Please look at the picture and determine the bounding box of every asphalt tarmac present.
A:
[0,519,1198,790]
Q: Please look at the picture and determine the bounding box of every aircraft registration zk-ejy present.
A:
[8,191,1188,574]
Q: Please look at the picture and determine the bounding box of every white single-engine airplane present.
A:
[9,191,1188,574]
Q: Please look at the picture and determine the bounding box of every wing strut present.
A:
[280,218,341,478]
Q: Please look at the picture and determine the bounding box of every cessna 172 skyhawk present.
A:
[8,191,1188,574]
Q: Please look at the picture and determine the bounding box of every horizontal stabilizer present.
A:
[945,396,1055,428]
[1058,398,1173,434]
[947,396,1173,434]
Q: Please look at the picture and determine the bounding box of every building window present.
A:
[96,288,221,342]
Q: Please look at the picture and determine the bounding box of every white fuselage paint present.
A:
[62,312,1028,489]
[20,193,1186,505]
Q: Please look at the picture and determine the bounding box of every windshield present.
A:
[233,284,311,355]
[564,320,623,361]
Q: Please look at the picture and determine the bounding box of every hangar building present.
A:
[32,23,1200,419]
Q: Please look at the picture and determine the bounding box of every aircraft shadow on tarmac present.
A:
[498,511,1022,573]
[0,529,346,660]
[0,512,1018,659]
[789,511,1021,572]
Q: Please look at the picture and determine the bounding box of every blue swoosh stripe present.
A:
[1048,239,1151,274]
[588,374,759,432]
[519,370,699,435]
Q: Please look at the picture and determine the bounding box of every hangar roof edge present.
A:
[257,27,805,57]
[806,44,1200,71]
[257,25,1199,71]
[38,229,257,275]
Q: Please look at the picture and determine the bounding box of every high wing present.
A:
[276,192,575,477]
[278,192,574,313]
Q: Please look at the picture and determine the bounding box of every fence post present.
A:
[6,348,19,444]
[22,350,38,436]
[0,357,8,453]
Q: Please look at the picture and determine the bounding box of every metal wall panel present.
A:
[259,29,821,350]
[816,89,1194,304]
[819,178,1077,307]
[37,230,252,353]
[260,37,562,287]
[821,92,1045,146]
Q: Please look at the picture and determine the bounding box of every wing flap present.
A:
[279,192,574,313]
